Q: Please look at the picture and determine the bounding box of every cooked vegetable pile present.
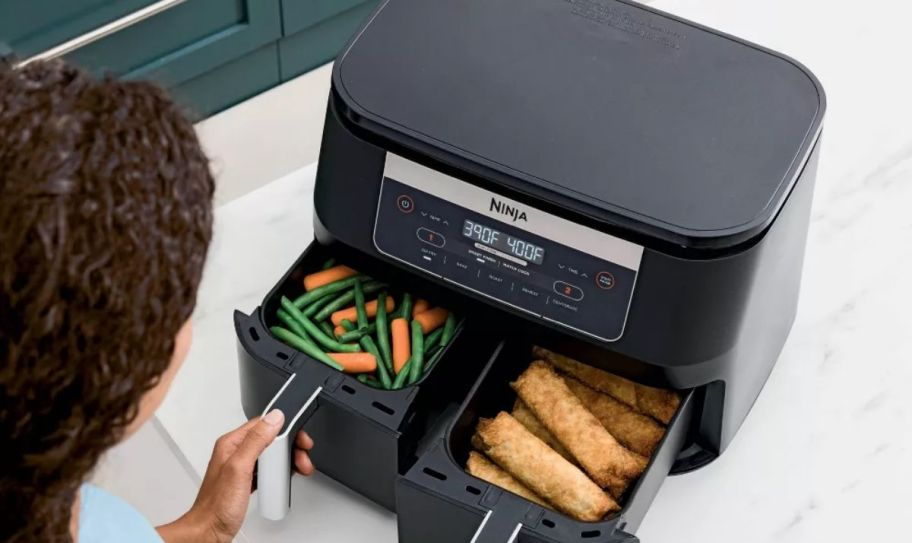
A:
[270,258,458,389]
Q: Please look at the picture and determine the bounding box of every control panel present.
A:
[373,154,643,342]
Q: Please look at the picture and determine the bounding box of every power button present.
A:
[397,195,415,213]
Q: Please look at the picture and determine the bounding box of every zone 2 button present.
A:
[397,194,415,213]
[553,281,584,301]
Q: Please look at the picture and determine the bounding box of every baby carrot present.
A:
[391,318,411,374]
[330,297,395,326]
[411,298,430,317]
[413,307,449,334]
[303,265,358,291]
[334,324,346,337]
[328,352,378,373]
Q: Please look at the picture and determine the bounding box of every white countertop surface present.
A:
[157,0,912,541]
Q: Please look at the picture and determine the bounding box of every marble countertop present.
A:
[156,0,912,541]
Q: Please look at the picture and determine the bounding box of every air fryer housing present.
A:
[237,0,824,538]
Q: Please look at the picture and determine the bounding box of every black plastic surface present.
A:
[335,0,825,249]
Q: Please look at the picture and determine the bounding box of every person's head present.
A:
[0,59,214,541]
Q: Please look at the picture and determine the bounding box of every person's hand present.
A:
[157,410,316,543]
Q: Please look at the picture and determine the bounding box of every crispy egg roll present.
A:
[512,399,574,461]
[532,346,680,424]
[564,378,666,457]
[474,412,619,521]
[512,361,647,486]
[512,398,631,499]
[467,451,552,509]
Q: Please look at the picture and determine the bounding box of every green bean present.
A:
[357,374,369,384]
[407,320,425,385]
[269,326,343,371]
[398,293,413,320]
[277,308,311,341]
[375,292,394,373]
[318,320,335,338]
[340,319,356,332]
[360,336,391,389]
[392,357,413,389]
[340,322,376,343]
[423,345,445,375]
[303,293,337,317]
[312,280,386,321]
[354,279,369,329]
[440,314,457,347]
[292,275,367,309]
[280,297,361,353]
[321,258,337,270]
[424,328,444,352]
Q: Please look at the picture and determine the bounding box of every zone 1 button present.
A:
[596,271,615,290]
[417,227,445,248]
[553,281,584,301]
[397,194,415,213]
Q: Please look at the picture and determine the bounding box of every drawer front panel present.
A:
[0,0,157,57]
[281,0,372,35]
[64,0,281,86]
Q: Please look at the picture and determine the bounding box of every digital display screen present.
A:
[462,219,545,265]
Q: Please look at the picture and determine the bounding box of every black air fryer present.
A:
[235,0,825,539]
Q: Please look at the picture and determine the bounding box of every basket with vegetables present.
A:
[269,259,460,390]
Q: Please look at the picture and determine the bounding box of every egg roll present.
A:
[512,361,647,486]
[532,346,680,424]
[512,398,631,499]
[467,451,551,509]
[473,412,619,521]
[512,399,574,461]
[564,378,666,457]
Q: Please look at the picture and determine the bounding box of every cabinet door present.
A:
[171,42,280,118]
[278,0,377,81]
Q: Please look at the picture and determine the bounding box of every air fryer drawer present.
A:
[236,240,499,510]
[397,341,695,543]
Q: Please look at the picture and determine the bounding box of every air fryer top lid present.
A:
[334,0,825,250]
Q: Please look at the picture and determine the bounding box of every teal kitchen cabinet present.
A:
[1,0,283,118]
[277,0,379,81]
[1,0,380,117]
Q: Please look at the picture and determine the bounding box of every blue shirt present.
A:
[79,484,163,543]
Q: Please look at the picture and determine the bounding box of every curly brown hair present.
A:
[0,59,214,542]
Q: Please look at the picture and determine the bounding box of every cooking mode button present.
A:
[553,281,584,301]
[416,227,445,248]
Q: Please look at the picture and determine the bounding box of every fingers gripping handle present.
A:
[257,373,322,521]
[470,510,523,543]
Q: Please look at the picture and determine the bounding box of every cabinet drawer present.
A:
[64,0,281,87]
[278,0,377,81]
[0,0,159,58]
[281,0,373,36]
